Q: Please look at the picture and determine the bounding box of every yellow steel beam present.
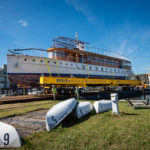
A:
[44,58,52,77]
[40,77,141,87]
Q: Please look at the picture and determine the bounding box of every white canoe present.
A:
[76,102,93,118]
[93,100,112,113]
[46,98,77,131]
[0,122,21,148]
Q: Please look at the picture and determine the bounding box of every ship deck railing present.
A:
[85,46,129,61]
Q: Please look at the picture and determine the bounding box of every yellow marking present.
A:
[86,64,90,78]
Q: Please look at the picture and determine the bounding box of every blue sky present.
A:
[0,0,150,74]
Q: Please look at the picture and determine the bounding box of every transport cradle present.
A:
[40,77,141,87]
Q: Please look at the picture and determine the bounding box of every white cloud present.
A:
[18,20,28,27]
[141,29,150,42]
[65,0,99,25]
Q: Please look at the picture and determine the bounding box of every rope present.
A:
[44,58,52,77]
[55,59,60,77]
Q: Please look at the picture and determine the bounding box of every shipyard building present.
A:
[0,64,10,93]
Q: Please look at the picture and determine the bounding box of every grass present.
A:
[0,100,58,119]
[1,101,150,150]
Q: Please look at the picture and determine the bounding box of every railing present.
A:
[85,46,129,61]
[52,37,129,61]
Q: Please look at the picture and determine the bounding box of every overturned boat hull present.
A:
[0,122,21,148]
[76,102,93,118]
[93,100,112,113]
[46,98,77,131]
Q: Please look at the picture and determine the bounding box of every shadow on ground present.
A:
[59,110,96,128]
[121,112,140,116]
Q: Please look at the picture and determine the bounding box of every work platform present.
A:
[40,77,141,87]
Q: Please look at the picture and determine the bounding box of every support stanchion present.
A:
[111,93,119,114]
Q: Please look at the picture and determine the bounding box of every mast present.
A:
[75,32,79,49]
[75,32,78,41]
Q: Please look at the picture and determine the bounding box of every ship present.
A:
[7,35,132,87]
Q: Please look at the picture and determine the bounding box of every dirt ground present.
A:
[0,109,48,137]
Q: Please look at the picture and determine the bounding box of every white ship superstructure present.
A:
[7,36,132,86]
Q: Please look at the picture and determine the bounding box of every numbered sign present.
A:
[0,122,21,148]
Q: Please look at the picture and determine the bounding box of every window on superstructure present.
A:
[66,63,68,66]
[89,66,92,70]
[60,62,62,64]
[65,53,68,57]
[47,61,50,63]
[54,62,56,64]
[95,67,98,71]
[71,64,73,66]
[101,67,103,71]
[82,65,85,70]
[40,60,43,62]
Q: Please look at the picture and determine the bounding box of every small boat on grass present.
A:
[76,102,93,118]
[46,98,77,131]
[0,122,21,148]
[93,100,112,113]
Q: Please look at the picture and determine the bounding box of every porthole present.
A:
[95,67,98,71]
[40,60,43,62]
[47,61,50,63]
[33,59,35,62]
[60,62,62,64]
[66,63,68,65]
[24,58,27,61]
[54,62,56,64]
